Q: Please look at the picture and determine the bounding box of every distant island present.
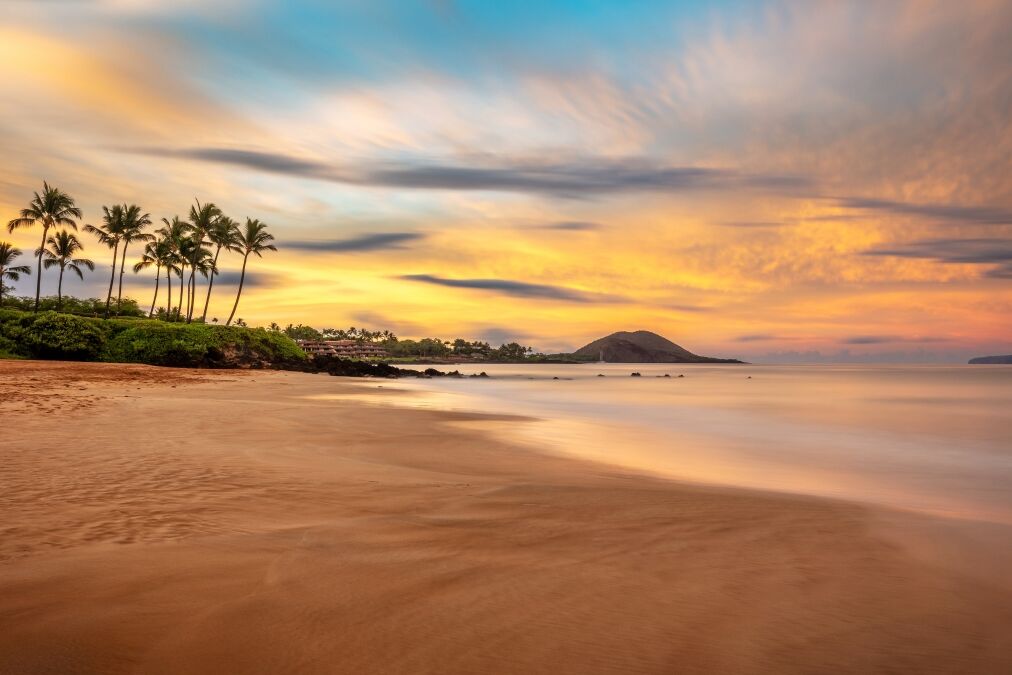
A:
[573,330,743,363]
[968,355,1012,364]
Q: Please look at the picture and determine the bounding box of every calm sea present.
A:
[371,363,1012,524]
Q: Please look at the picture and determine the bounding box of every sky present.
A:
[1,0,1010,361]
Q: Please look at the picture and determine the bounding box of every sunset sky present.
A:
[2,0,1010,361]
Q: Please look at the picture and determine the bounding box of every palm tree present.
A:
[134,238,173,317]
[200,215,241,323]
[39,231,94,309]
[186,200,222,322]
[6,181,83,311]
[0,242,31,307]
[115,204,153,315]
[84,205,125,318]
[156,216,189,321]
[227,218,276,326]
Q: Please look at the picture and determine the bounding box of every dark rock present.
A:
[630,372,641,377]
[301,355,459,379]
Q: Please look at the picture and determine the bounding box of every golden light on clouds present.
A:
[0,0,1009,360]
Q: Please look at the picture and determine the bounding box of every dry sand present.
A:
[1,361,1010,674]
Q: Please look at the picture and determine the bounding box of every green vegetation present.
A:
[0,242,32,308]
[275,323,543,361]
[0,294,144,317]
[0,308,305,368]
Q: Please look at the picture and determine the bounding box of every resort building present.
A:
[297,340,389,359]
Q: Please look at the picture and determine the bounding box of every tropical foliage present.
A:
[5,182,277,325]
[0,308,304,367]
[226,218,276,326]
[6,181,82,311]
[39,231,94,309]
[0,295,143,317]
[273,322,537,361]
[0,242,31,308]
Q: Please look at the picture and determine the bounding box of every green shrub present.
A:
[105,322,306,367]
[22,311,107,360]
[0,307,306,368]
[1,295,144,317]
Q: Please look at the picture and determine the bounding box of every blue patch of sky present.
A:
[151,0,764,106]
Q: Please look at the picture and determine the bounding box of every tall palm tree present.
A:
[6,181,83,311]
[200,215,241,323]
[84,205,125,318]
[39,231,94,309]
[227,218,276,326]
[0,242,31,308]
[156,216,189,321]
[134,238,173,317]
[115,204,153,316]
[185,200,222,322]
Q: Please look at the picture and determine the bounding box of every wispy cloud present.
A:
[842,335,947,345]
[717,221,783,229]
[127,146,809,198]
[839,198,1012,226]
[212,270,279,288]
[399,274,623,303]
[864,237,1012,278]
[662,303,712,313]
[533,221,603,231]
[735,334,781,342]
[287,232,424,253]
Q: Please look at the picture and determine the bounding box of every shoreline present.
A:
[2,361,1010,673]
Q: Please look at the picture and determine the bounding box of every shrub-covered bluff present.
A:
[0,309,475,378]
[0,309,305,368]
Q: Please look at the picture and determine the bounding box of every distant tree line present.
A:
[273,323,536,360]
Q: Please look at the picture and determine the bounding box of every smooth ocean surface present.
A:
[374,363,1012,524]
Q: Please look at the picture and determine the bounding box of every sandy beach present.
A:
[1,361,1010,674]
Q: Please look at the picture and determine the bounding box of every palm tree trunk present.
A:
[149,264,160,317]
[34,225,48,312]
[57,265,64,309]
[116,241,129,316]
[186,273,193,320]
[186,236,202,323]
[177,268,185,320]
[201,246,221,323]
[165,267,172,321]
[104,240,120,319]
[226,253,249,326]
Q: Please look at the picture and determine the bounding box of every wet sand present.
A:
[1,361,1010,674]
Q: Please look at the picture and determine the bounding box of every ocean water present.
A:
[364,364,1012,524]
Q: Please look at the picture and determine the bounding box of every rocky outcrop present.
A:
[285,354,481,378]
